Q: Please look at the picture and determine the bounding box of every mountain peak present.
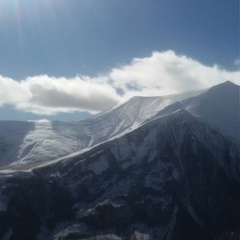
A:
[209,80,239,91]
[221,80,237,86]
[181,80,239,142]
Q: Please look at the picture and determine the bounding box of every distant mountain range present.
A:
[0,81,239,240]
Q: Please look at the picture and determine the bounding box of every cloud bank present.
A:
[0,50,239,115]
[17,75,121,114]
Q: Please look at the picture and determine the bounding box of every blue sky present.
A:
[0,0,239,120]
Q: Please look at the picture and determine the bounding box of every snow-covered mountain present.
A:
[0,105,239,239]
[0,90,202,168]
[1,81,239,169]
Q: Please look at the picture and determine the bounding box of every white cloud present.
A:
[28,119,50,123]
[0,76,31,105]
[110,50,240,96]
[0,75,121,115]
[0,50,239,115]
[18,75,121,115]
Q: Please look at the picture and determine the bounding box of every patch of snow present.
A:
[53,223,89,240]
[133,231,151,240]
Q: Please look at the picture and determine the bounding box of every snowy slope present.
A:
[0,120,90,167]
[82,89,203,145]
[0,91,201,168]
